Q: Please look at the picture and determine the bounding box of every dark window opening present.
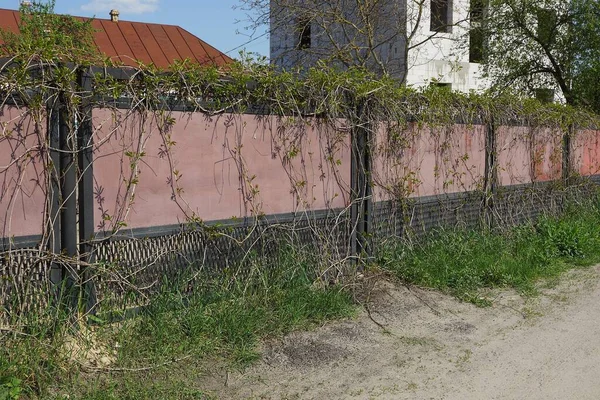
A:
[537,9,557,45]
[470,0,485,20]
[431,0,452,33]
[535,88,555,103]
[297,18,311,49]
[469,0,486,63]
[469,28,484,63]
[433,82,452,91]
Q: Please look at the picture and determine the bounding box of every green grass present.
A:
[1,244,355,399]
[378,199,600,304]
[0,305,75,398]
[59,372,219,400]
[111,265,355,368]
[6,199,600,398]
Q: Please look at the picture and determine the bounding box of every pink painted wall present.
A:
[373,123,486,199]
[573,129,600,176]
[497,126,562,186]
[0,106,46,238]
[92,110,351,232]
[1,103,599,240]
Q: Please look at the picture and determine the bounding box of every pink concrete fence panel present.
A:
[1,103,598,241]
[0,106,46,238]
[92,110,351,232]
[573,129,600,176]
[373,123,486,200]
[496,125,562,186]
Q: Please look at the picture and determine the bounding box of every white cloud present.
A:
[80,0,159,15]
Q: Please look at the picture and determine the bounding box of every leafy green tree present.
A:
[477,0,600,111]
[0,0,99,67]
[571,0,600,112]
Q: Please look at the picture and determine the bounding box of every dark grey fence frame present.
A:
[0,62,594,319]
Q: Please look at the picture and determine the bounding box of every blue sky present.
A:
[0,0,270,58]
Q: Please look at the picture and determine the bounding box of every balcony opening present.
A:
[297,18,311,49]
[431,0,452,33]
[469,0,486,63]
[535,88,555,103]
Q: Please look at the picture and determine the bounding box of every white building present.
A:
[270,0,488,93]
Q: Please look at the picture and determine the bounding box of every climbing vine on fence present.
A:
[1,2,599,318]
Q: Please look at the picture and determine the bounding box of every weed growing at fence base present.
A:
[111,266,355,368]
[1,244,355,399]
[0,305,75,398]
[378,199,600,304]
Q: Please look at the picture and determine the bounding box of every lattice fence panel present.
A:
[3,180,598,320]
[0,249,53,322]
[371,180,600,250]
[92,211,351,313]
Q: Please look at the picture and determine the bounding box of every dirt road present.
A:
[206,265,600,399]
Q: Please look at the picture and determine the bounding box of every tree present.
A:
[0,0,98,65]
[237,0,471,84]
[476,0,600,111]
[570,0,600,112]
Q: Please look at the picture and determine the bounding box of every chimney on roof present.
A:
[109,9,120,23]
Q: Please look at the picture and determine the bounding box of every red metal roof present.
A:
[0,8,233,68]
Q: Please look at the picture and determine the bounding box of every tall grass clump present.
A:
[108,243,355,368]
[0,301,76,399]
[378,198,600,304]
[1,241,356,398]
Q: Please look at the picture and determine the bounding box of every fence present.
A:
[2,83,600,320]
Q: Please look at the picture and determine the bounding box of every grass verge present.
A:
[1,245,355,399]
[6,198,600,398]
[378,199,600,304]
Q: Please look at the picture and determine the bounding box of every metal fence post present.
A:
[77,68,97,315]
[350,103,373,263]
[562,123,573,184]
[59,92,78,303]
[48,103,62,287]
[483,116,498,227]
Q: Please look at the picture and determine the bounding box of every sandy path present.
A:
[449,272,600,400]
[205,265,600,399]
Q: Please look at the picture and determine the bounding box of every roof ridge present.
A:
[0,7,188,29]
[0,7,233,68]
